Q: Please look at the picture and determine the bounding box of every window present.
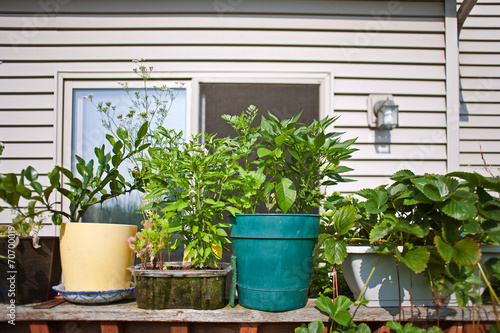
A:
[59,71,333,225]
[61,79,189,225]
[201,83,320,138]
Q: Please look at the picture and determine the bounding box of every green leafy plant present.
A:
[385,321,442,333]
[0,130,148,240]
[301,295,370,333]
[256,112,357,214]
[319,169,500,310]
[128,106,261,269]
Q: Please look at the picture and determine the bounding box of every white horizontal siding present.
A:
[458,0,500,173]
[0,30,445,49]
[460,140,499,152]
[0,127,54,142]
[0,0,448,226]
[334,95,446,111]
[341,128,447,144]
[335,111,446,128]
[0,46,446,64]
[0,62,447,80]
[1,143,53,158]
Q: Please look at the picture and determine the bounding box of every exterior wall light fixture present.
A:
[367,94,399,130]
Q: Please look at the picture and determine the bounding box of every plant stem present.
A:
[410,271,413,325]
[478,263,500,331]
[427,269,440,327]
[395,260,402,324]
[356,255,382,304]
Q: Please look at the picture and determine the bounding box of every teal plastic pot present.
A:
[229,213,320,312]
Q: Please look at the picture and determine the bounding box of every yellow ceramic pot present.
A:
[60,223,137,291]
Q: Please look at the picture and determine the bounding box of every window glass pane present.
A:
[71,88,186,225]
[202,83,319,138]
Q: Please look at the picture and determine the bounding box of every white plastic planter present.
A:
[340,245,500,307]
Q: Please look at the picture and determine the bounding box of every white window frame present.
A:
[189,71,334,134]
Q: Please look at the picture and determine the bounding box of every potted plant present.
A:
[125,119,254,309]
[0,130,148,296]
[228,109,357,312]
[0,61,176,297]
[0,143,61,305]
[318,169,500,310]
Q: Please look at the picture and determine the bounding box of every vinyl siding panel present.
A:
[459,0,500,176]
[0,0,447,227]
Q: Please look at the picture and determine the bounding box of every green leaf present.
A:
[257,148,272,158]
[441,199,477,221]
[116,125,128,140]
[307,321,325,333]
[294,325,309,333]
[15,184,31,199]
[52,214,62,225]
[488,324,499,333]
[370,220,393,243]
[163,200,188,212]
[390,169,415,182]
[226,206,241,217]
[452,238,481,266]
[313,131,325,149]
[333,205,356,235]
[442,219,460,244]
[400,246,429,274]
[324,239,347,265]
[427,327,444,333]
[315,295,334,317]
[434,236,453,262]
[24,166,39,182]
[276,178,296,213]
[357,323,372,333]
[137,121,148,140]
[386,321,403,333]
[275,128,294,146]
[334,310,352,326]
[485,257,500,280]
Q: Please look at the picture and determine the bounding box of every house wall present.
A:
[459,0,500,177]
[0,0,448,227]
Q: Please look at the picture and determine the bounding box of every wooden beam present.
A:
[29,321,54,333]
[101,321,123,333]
[172,323,189,333]
[240,323,259,333]
[373,325,391,333]
[444,323,463,333]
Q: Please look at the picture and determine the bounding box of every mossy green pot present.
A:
[128,262,231,310]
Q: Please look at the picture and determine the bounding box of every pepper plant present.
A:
[128,106,262,269]
[256,112,357,214]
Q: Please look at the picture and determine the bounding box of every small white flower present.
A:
[87,93,94,99]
